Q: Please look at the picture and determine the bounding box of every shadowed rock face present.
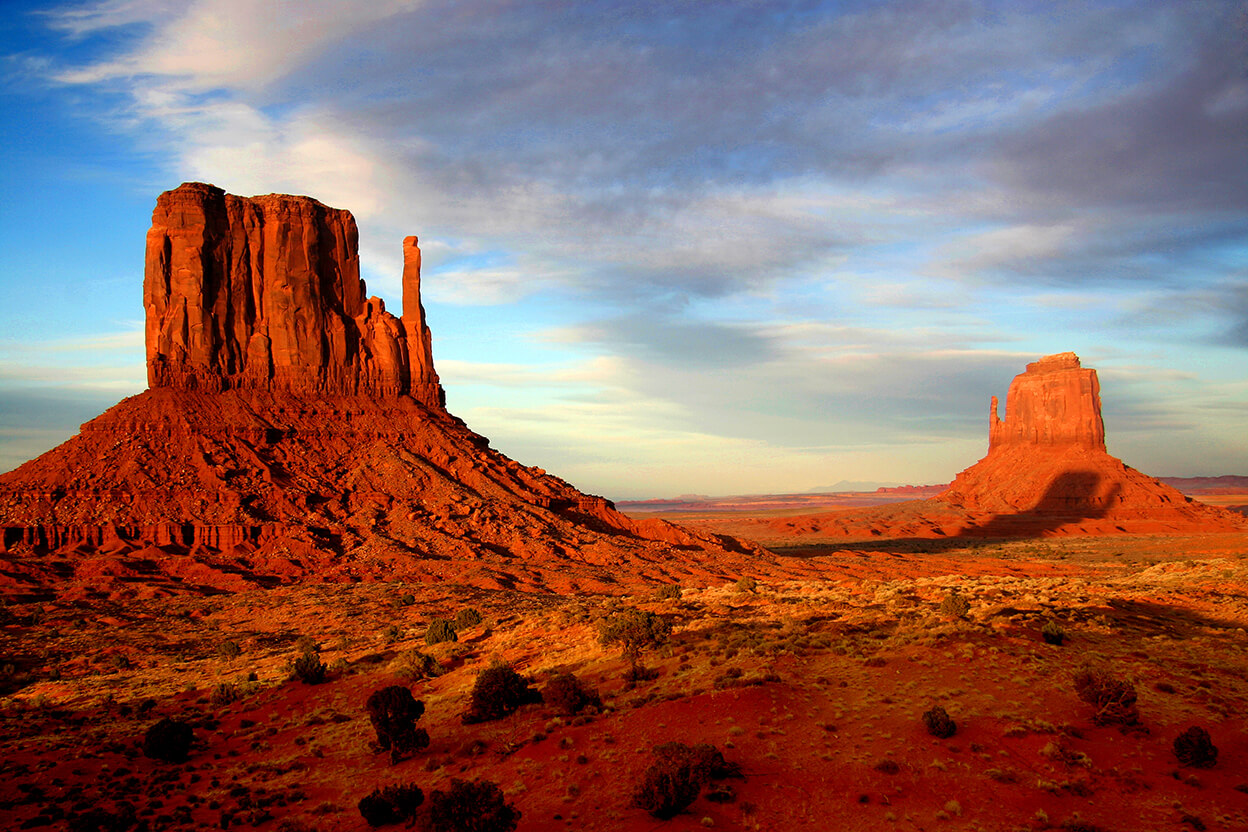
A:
[144,182,444,408]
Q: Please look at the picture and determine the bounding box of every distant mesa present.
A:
[755,352,1245,540]
[0,183,764,598]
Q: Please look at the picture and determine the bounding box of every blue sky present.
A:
[1,0,1245,499]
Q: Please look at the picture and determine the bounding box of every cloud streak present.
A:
[6,0,1244,493]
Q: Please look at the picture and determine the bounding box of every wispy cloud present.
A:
[10,0,1245,494]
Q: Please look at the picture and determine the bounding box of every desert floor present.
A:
[3,527,1248,831]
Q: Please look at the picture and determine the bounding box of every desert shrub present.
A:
[68,803,138,832]
[455,607,483,629]
[1174,726,1218,768]
[366,685,430,762]
[874,759,901,774]
[734,576,757,594]
[462,662,542,724]
[0,660,25,696]
[923,706,957,738]
[655,584,682,601]
[382,624,402,644]
[218,640,242,659]
[633,742,742,820]
[421,778,520,832]
[543,673,602,716]
[398,592,416,606]
[425,619,458,645]
[358,783,424,827]
[1059,822,1108,832]
[291,651,327,684]
[143,718,193,762]
[939,591,970,619]
[1042,620,1066,646]
[391,649,441,681]
[1074,667,1139,726]
[211,682,240,706]
[295,635,320,654]
[599,609,672,673]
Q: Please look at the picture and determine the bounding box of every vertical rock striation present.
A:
[988,352,1105,451]
[144,182,444,408]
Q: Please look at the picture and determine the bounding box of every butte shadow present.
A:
[0,183,771,600]
[743,352,1246,549]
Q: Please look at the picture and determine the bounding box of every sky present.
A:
[1,0,1245,501]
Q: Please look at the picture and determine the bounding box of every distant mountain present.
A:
[1159,476,1248,493]
[805,481,903,493]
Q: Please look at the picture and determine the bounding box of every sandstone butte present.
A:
[757,352,1246,540]
[0,183,766,599]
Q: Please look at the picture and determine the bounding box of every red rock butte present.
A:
[987,352,1104,452]
[937,351,1201,520]
[755,352,1245,540]
[0,183,766,598]
[145,182,443,408]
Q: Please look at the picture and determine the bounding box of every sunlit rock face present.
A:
[988,352,1105,452]
[938,352,1206,520]
[144,182,444,408]
[0,184,764,595]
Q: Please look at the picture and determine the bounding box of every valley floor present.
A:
[3,533,1248,831]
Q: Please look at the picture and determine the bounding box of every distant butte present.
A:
[0,183,768,598]
[750,352,1246,541]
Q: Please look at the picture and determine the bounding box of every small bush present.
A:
[599,609,672,673]
[398,592,416,607]
[68,804,138,832]
[366,685,430,762]
[391,649,441,681]
[425,619,458,645]
[143,718,193,762]
[463,662,541,724]
[1074,667,1139,726]
[382,624,402,644]
[455,608,483,629]
[218,640,242,659]
[295,635,320,654]
[1042,620,1066,646]
[734,577,757,594]
[211,682,240,706]
[358,783,423,827]
[422,779,520,832]
[939,591,970,619]
[655,584,682,601]
[544,673,602,716]
[1174,726,1218,768]
[923,706,957,738]
[291,651,327,684]
[633,742,742,820]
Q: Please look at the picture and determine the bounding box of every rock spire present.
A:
[144,182,444,408]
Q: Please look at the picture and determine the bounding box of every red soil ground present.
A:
[4,531,1248,831]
